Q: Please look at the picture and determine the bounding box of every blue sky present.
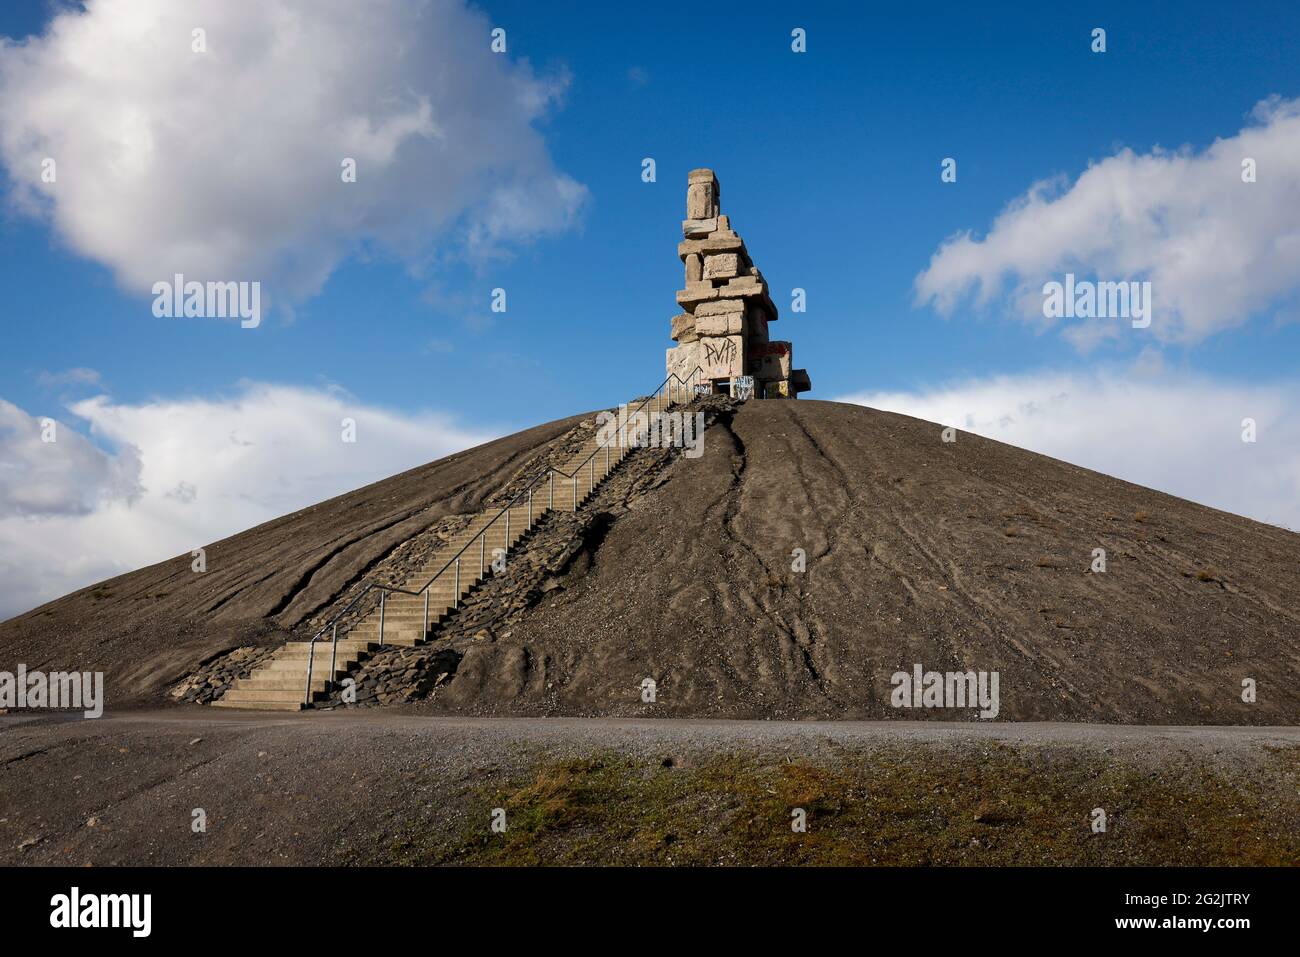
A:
[1,0,1298,617]
[4,0,1297,419]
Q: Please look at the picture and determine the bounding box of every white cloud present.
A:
[0,0,586,305]
[0,398,141,518]
[836,370,1300,531]
[36,367,102,389]
[915,96,1300,346]
[0,382,497,620]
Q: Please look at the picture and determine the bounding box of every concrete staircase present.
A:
[212,391,680,711]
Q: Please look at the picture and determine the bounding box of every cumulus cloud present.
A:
[915,96,1300,346]
[0,398,142,518]
[0,383,497,620]
[0,0,586,304]
[836,371,1300,532]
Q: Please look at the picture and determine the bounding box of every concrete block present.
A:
[696,311,744,336]
[699,334,745,380]
[720,275,767,298]
[666,339,701,384]
[694,298,745,317]
[703,253,742,280]
[685,253,702,283]
[670,312,697,342]
[687,181,717,219]
[790,368,812,394]
[682,218,717,238]
[676,281,719,309]
[747,340,792,380]
[678,235,745,259]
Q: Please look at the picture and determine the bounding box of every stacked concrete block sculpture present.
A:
[666,169,811,398]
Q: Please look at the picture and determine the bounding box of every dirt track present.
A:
[1,710,1295,866]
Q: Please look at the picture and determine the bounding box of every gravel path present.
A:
[2,709,1295,866]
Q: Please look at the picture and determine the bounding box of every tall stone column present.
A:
[665,168,810,398]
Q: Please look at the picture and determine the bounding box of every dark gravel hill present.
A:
[437,399,1300,724]
[4,399,1298,723]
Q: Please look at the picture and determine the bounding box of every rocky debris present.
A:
[322,395,737,709]
[168,646,278,705]
[321,646,462,708]
[667,168,811,399]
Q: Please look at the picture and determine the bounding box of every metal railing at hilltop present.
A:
[302,366,709,704]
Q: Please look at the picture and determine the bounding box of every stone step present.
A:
[385,586,464,604]
[260,660,358,676]
[233,674,334,692]
[352,611,444,625]
[378,594,458,607]
[345,628,437,643]
[220,687,321,704]
[355,615,445,628]
[353,621,444,634]
[276,641,376,657]
[444,515,539,540]
[363,611,452,625]
[211,698,303,711]
[343,628,426,646]
[400,572,493,591]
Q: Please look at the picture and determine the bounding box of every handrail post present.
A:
[422,588,429,640]
[480,531,485,577]
[572,472,577,512]
[589,456,594,491]
[528,488,533,529]
[505,508,510,552]
[329,623,338,690]
[549,471,555,510]
[604,443,608,475]
[454,557,460,609]
[304,640,315,706]
[378,591,386,647]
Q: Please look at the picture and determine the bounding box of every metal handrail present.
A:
[303,365,707,704]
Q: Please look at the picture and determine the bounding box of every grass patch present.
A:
[374,744,1300,867]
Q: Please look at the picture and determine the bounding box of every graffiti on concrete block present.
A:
[700,335,743,378]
